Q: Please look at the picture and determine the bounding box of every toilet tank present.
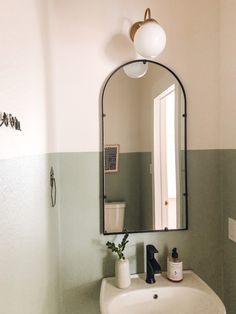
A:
[104,202,126,233]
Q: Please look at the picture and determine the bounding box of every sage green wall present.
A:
[0,150,224,314]
[55,150,223,314]
[105,152,153,231]
[0,150,225,314]
[105,151,188,231]
[0,155,60,314]
[140,153,153,230]
[105,153,142,231]
[220,150,236,314]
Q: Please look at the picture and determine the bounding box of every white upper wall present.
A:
[0,0,222,159]
[219,0,236,149]
[103,63,179,153]
[104,69,142,153]
[0,2,59,314]
[50,0,221,152]
[0,0,50,159]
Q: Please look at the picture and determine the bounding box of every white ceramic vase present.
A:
[115,258,131,289]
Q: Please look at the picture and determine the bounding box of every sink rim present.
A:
[100,270,226,314]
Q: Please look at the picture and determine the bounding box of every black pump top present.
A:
[172,248,178,258]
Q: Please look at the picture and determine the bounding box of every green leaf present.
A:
[105,233,129,259]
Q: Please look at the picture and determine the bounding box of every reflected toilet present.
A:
[104,202,126,233]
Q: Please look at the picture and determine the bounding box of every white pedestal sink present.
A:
[100,271,226,314]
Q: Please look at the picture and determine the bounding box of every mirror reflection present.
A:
[102,60,187,234]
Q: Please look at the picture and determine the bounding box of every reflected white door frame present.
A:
[153,84,178,230]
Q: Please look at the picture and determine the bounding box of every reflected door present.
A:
[153,84,179,230]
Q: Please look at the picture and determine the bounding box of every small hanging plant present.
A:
[106,233,129,260]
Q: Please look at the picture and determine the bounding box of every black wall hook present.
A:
[0,112,21,131]
[50,167,56,207]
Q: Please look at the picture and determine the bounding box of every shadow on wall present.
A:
[103,251,116,277]
[135,242,145,273]
[101,242,146,277]
[105,33,136,63]
[63,281,101,314]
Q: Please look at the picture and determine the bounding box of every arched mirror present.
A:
[101,60,188,234]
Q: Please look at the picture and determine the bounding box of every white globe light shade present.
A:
[133,21,166,58]
[123,62,148,78]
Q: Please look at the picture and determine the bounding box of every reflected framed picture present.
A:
[105,144,119,173]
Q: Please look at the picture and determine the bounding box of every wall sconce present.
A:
[130,8,166,59]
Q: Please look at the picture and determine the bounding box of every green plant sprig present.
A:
[106,233,129,260]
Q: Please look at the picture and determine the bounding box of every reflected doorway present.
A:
[153,84,180,230]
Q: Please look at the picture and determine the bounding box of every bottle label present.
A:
[167,261,183,281]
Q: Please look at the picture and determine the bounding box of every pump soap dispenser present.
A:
[167,248,183,282]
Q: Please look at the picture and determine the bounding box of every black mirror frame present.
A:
[100,59,188,235]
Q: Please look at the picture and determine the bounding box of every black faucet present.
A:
[146,244,161,284]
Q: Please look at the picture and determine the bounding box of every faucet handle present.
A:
[146,244,158,259]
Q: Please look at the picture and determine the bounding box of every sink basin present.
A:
[100,271,226,314]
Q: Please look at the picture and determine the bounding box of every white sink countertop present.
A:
[100,271,226,314]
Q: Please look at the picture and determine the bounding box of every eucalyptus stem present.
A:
[106,233,129,260]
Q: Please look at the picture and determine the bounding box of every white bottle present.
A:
[167,248,183,282]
